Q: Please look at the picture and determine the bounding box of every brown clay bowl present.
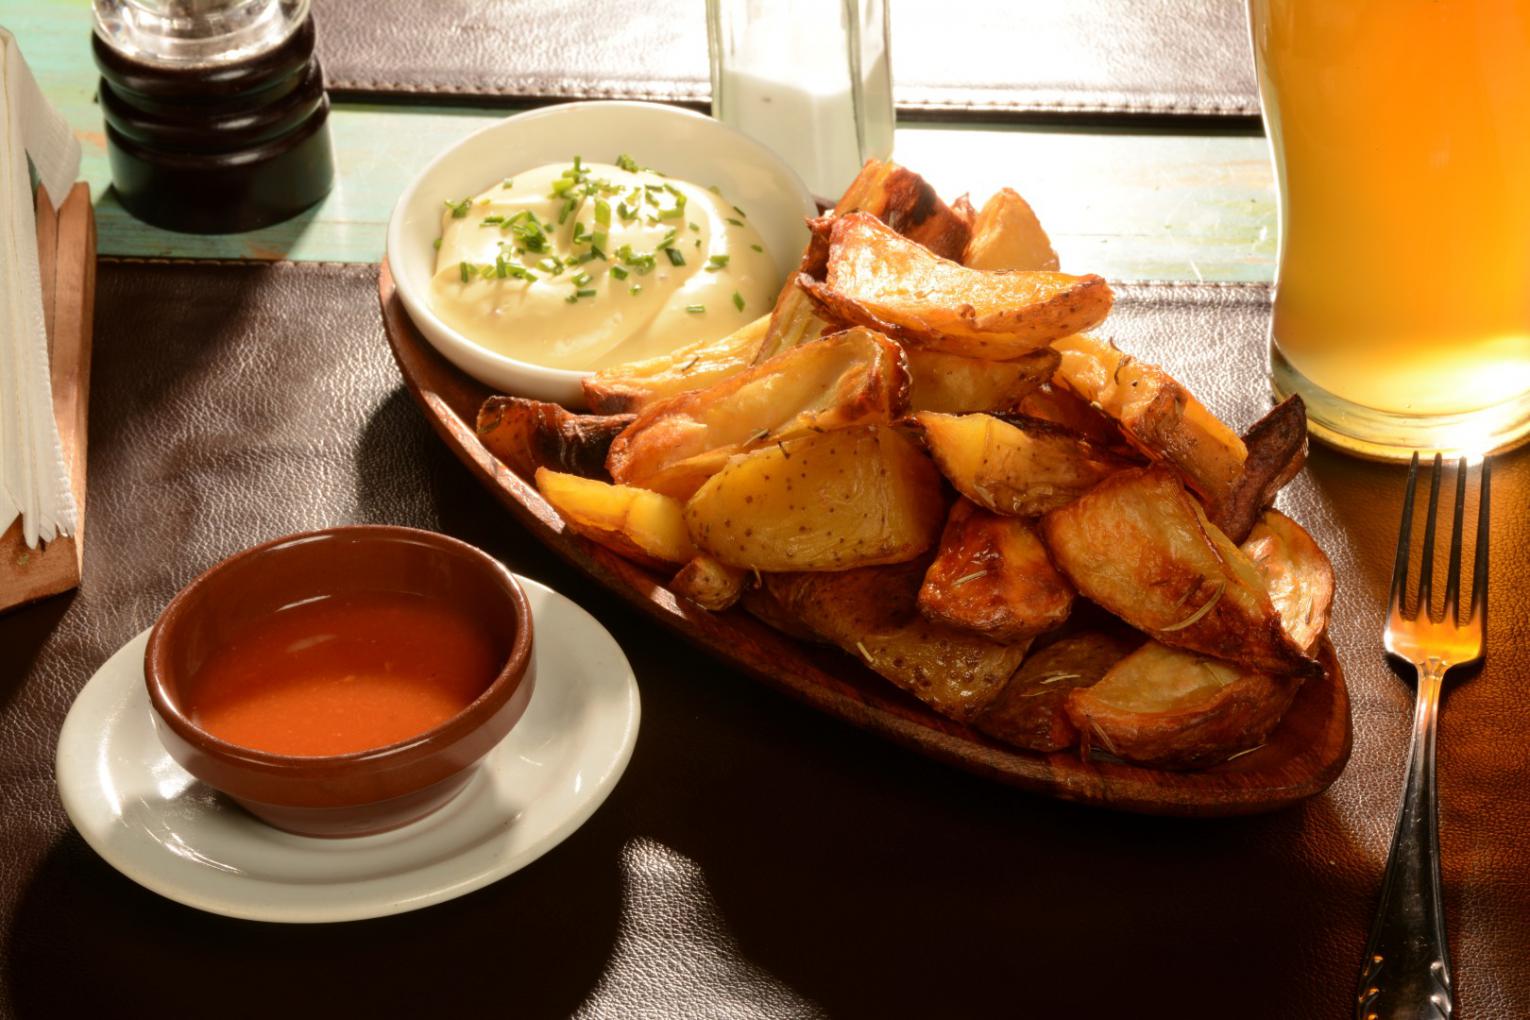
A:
[144,525,535,838]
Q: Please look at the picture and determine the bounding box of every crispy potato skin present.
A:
[766,562,1028,722]
[917,411,1128,517]
[962,188,1060,272]
[477,397,635,480]
[906,347,1059,415]
[536,468,696,569]
[974,632,1135,752]
[671,556,748,611]
[1040,467,1318,677]
[1016,383,1127,449]
[684,425,946,572]
[1065,642,1302,769]
[606,328,910,500]
[1208,395,1309,544]
[799,213,1112,359]
[918,499,1074,642]
[1051,334,1247,507]
[582,315,770,414]
[1242,508,1334,653]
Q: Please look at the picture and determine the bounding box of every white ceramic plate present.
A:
[386,100,818,404]
[55,576,639,924]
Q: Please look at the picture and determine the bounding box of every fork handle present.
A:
[1356,661,1454,1019]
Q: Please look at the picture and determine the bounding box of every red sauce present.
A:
[185,591,502,757]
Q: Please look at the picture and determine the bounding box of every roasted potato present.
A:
[799,212,1112,359]
[684,425,946,571]
[973,632,1136,752]
[918,499,1074,642]
[1040,467,1317,677]
[907,347,1059,415]
[962,188,1060,272]
[1208,395,1308,544]
[1242,508,1334,654]
[1051,333,1247,508]
[582,315,770,414]
[606,327,909,500]
[536,468,695,569]
[476,397,634,480]
[766,562,1028,723]
[916,411,1129,517]
[671,555,748,611]
[1065,641,1302,769]
[1015,383,1127,449]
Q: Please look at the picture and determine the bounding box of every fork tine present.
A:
[1444,457,1467,623]
[1417,453,1443,619]
[1470,457,1491,624]
[1389,452,1420,618]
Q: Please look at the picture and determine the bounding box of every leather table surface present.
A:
[2,262,1526,1019]
[311,0,1260,119]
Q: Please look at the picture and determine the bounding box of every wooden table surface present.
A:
[10,1,1276,281]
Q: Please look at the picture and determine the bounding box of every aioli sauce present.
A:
[429,157,776,370]
[184,592,501,757]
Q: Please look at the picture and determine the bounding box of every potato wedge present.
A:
[757,159,972,364]
[607,327,909,500]
[671,555,748,611]
[962,188,1060,272]
[916,411,1129,517]
[536,468,696,569]
[973,632,1136,752]
[477,397,634,480]
[582,315,770,414]
[918,499,1074,641]
[1015,383,1126,449]
[1242,508,1334,654]
[685,425,946,571]
[907,347,1059,415]
[1065,641,1301,769]
[799,212,1112,359]
[1051,333,1247,507]
[1208,395,1308,544]
[1040,467,1317,676]
[766,562,1028,723]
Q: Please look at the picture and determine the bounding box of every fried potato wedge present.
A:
[1208,395,1309,544]
[757,159,972,364]
[918,499,1074,642]
[766,562,1028,723]
[1051,333,1247,507]
[973,632,1136,752]
[477,397,634,480]
[684,425,945,571]
[916,411,1129,517]
[906,347,1059,415]
[1040,467,1317,676]
[962,188,1060,272]
[1065,642,1301,769]
[1015,383,1126,449]
[1242,508,1334,654]
[799,212,1112,359]
[582,315,770,414]
[607,328,909,500]
[671,555,748,611]
[536,468,695,569]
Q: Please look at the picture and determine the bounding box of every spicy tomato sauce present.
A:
[185,591,502,756]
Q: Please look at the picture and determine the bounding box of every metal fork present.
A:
[1356,453,1491,1020]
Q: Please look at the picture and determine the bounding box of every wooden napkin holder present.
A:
[0,183,96,613]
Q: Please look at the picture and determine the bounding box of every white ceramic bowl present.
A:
[386,101,818,405]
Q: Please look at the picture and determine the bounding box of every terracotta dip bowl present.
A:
[144,526,535,838]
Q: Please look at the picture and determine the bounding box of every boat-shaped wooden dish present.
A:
[379,262,1351,817]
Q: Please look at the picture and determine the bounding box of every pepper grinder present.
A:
[92,0,335,234]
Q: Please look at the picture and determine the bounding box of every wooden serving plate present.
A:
[379,261,1351,816]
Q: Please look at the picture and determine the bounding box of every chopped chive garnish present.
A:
[725,217,744,227]
[495,255,510,278]
[445,197,472,218]
[689,222,700,233]
[629,284,642,296]
[664,247,686,266]
[685,304,705,314]
[615,153,642,173]
[507,263,536,282]
[571,271,592,287]
[433,238,442,250]
[659,206,684,220]
[617,202,633,221]
[589,244,608,261]
[565,293,580,303]
[694,239,701,249]
[480,215,505,227]
[732,291,745,312]
[539,256,565,275]
[576,288,597,298]
[706,254,730,271]
[707,184,722,195]
[501,179,513,189]
[732,205,747,218]
[594,199,611,227]
[611,265,629,280]
[479,263,496,279]
[459,261,473,282]
[572,155,582,171]
[750,243,764,252]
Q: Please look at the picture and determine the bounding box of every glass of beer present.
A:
[1248,0,1530,459]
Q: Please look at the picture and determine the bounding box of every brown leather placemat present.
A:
[2,263,1526,1018]
[312,0,1260,119]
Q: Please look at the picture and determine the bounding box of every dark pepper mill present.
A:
[92,0,335,234]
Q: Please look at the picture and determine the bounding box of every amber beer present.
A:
[1249,0,1530,458]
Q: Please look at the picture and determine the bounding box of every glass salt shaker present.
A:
[706,0,894,203]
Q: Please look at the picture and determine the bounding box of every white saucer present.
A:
[55,575,639,924]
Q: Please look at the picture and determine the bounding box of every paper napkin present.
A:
[0,28,82,548]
